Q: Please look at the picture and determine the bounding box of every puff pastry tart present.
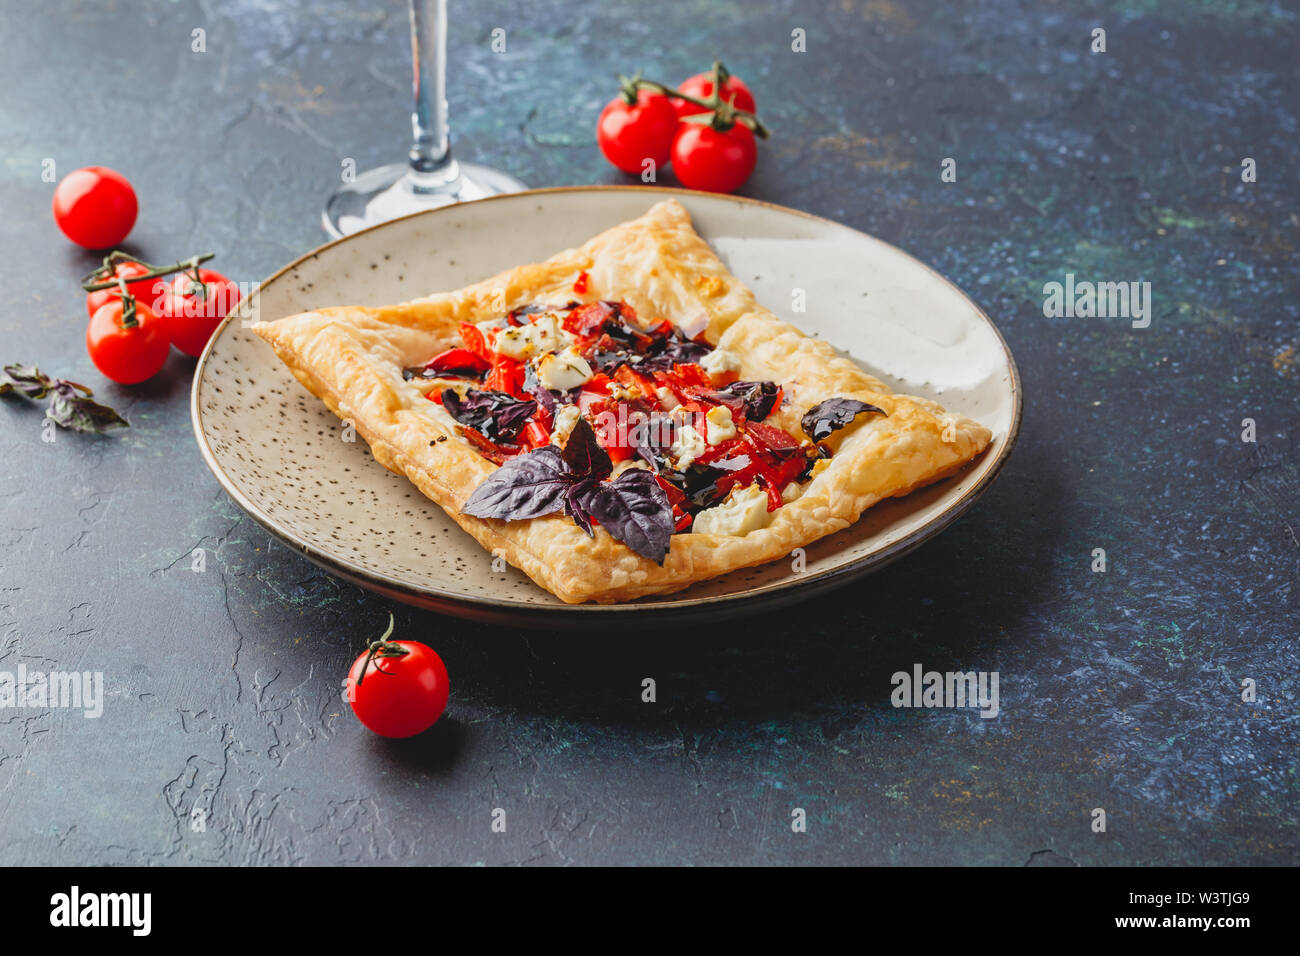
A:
[253,200,992,604]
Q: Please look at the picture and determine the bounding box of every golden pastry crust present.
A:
[253,199,992,604]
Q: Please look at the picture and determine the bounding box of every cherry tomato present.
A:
[86,297,170,385]
[84,260,154,318]
[671,122,757,194]
[673,70,756,118]
[158,268,241,357]
[346,641,449,739]
[52,167,138,249]
[596,90,678,174]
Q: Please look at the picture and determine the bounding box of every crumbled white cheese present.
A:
[612,459,651,477]
[655,386,680,410]
[692,484,772,537]
[705,404,737,444]
[700,348,740,377]
[529,312,572,353]
[537,348,593,391]
[811,458,831,479]
[781,481,804,503]
[670,423,707,469]
[493,325,534,360]
[491,313,574,360]
[550,404,582,445]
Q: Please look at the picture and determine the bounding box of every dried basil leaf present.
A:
[47,384,129,433]
[800,398,886,442]
[1,363,128,433]
[2,363,53,399]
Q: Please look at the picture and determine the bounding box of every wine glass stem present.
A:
[408,0,454,178]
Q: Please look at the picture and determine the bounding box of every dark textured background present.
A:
[1,0,1296,865]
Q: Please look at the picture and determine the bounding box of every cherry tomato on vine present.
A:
[596,89,678,174]
[86,297,170,385]
[671,122,757,194]
[84,260,155,318]
[346,637,449,739]
[158,268,241,357]
[673,70,756,118]
[52,167,138,249]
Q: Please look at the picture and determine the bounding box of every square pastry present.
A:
[253,200,991,604]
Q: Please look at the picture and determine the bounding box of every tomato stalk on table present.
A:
[80,250,239,382]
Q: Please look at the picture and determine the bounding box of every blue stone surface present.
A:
[0,0,1295,865]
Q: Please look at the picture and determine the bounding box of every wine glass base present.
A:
[322,161,527,238]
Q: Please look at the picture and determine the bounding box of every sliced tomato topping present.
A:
[573,271,590,294]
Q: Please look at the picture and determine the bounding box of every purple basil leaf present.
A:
[636,337,710,372]
[629,410,677,473]
[461,446,573,521]
[442,388,537,442]
[800,398,887,442]
[720,380,781,421]
[559,417,611,481]
[591,347,633,375]
[574,468,674,564]
[47,384,129,433]
[563,476,598,537]
[521,363,562,414]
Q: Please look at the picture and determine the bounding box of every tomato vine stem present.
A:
[355,612,409,686]
[81,252,216,293]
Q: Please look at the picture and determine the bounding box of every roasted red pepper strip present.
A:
[566,301,617,336]
[425,347,490,377]
[460,426,517,465]
[457,322,489,359]
[613,363,658,398]
[484,355,527,398]
[755,474,783,512]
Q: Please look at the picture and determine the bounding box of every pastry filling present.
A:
[403,300,884,562]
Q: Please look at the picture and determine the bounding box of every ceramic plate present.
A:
[192,187,1020,627]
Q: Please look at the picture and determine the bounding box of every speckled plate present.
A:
[191,187,1020,627]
